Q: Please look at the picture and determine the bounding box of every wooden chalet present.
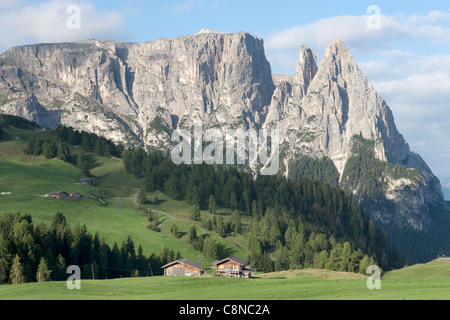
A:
[212,256,253,278]
[69,192,81,199]
[162,258,205,277]
[80,178,93,185]
[48,191,69,199]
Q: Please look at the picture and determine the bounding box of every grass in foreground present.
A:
[0,263,448,300]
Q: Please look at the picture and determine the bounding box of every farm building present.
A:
[162,258,205,277]
[80,178,93,185]
[212,256,253,278]
[48,191,69,199]
[69,192,81,199]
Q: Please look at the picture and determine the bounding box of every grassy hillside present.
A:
[1,124,449,300]
[0,260,448,300]
[382,258,450,280]
[0,126,249,267]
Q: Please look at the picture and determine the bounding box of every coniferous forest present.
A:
[123,148,404,273]
[1,118,406,284]
[0,212,178,284]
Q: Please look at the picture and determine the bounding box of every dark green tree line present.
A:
[123,148,404,272]
[0,212,178,284]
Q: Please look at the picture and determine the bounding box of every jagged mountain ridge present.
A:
[0,31,447,237]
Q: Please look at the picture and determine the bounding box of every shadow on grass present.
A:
[148,196,167,206]
[83,153,101,170]
[217,243,237,260]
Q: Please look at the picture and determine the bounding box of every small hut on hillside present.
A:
[162,258,205,276]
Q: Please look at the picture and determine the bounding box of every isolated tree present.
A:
[203,237,218,260]
[10,255,25,284]
[189,204,201,222]
[170,224,182,239]
[187,226,198,245]
[138,189,147,205]
[36,257,52,282]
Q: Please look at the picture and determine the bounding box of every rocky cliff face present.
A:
[265,39,446,231]
[0,31,274,148]
[0,31,446,233]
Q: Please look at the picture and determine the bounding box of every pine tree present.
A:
[42,140,57,159]
[187,226,198,245]
[138,189,147,205]
[359,254,376,274]
[170,224,182,238]
[10,255,25,284]
[203,237,218,260]
[53,254,67,281]
[313,250,329,269]
[189,204,201,222]
[36,257,52,282]
[57,142,70,162]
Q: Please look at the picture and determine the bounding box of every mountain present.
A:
[0,31,274,149]
[265,40,446,231]
[0,31,448,262]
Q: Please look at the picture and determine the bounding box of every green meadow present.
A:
[0,127,248,265]
[1,125,449,300]
[0,259,448,300]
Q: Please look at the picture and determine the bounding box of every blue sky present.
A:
[1,0,450,192]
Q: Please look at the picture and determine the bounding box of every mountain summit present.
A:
[0,32,448,261]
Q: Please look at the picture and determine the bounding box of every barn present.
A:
[212,256,253,278]
[80,178,93,185]
[69,192,81,199]
[162,258,205,276]
[48,191,69,199]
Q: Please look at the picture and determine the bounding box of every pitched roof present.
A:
[49,191,68,195]
[161,258,205,271]
[212,256,249,266]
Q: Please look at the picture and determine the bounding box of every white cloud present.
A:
[265,11,450,179]
[265,14,405,54]
[265,11,450,74]
[0,0,22,10]
[359,53,450,179]
[0,0,130,53]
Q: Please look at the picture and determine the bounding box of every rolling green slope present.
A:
[0,260,448,300]
[0,123,449,300]
[382,258,450,280]
[0,127,249,266]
